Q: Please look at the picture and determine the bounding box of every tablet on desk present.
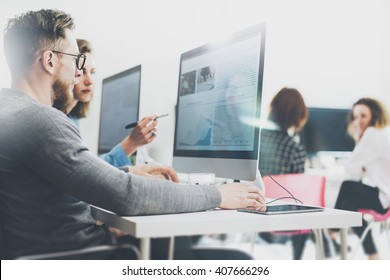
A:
[237,204,324,215]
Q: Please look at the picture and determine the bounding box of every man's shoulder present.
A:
[1,88,57,113]
[17,99,68,128]
[1,88,73,133]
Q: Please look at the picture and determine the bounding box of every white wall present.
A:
[1,0,389,165]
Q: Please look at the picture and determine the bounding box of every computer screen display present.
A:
[98,65,141,154]
[172,23,266,180]
[300,107,355,156]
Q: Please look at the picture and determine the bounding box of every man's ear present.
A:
[41,51,56,75]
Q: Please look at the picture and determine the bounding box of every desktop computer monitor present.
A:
[98,65,141,155]
[300,107,355,157]
[172,23,266,181]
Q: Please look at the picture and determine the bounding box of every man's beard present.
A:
[52,78,73,114]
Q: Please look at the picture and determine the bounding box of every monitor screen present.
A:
[98,65,141,154]
[172,23,266,180]
[300,107,355,156]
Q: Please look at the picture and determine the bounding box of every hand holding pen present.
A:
[120,114,168,157]
[125,114,169,129]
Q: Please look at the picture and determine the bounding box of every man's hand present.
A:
[217,182,266,211]
[128,164,179,183]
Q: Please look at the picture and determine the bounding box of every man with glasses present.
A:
[52,50,87,70]
[0,9,265,259]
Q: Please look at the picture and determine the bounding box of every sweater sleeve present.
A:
[99,144,132,167]
[15,106,221,216]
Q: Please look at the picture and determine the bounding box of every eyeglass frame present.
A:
[52,50,86,70]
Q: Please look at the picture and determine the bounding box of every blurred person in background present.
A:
[328,97,390,260]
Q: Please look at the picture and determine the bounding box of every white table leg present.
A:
[140,238,151,260]
[313,229,325,259]
[339,228,347,260]
[168,236,175,260]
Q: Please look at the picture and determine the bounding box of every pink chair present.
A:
[262,173,326,259]
[351,207,390,258]
[263,173,326,207]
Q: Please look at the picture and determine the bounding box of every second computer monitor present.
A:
[98,65,141,155]
[172,23,266,181]
[300,107,355,157]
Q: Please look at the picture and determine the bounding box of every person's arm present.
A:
[217,183,266,211]
[99,115,159,167]
[99,144,131,167]
[344,127,385,179]
[20,107,265,216]
[124,164,265,211]
[127,164,179,182]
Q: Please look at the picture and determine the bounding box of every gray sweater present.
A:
[0,88,221,258]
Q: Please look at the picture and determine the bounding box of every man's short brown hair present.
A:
[4,9,74,76]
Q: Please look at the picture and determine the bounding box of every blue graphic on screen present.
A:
[172,23,266,180]
[180,115,212,146]
[176,52,260,152]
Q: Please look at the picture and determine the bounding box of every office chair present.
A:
[0,210,140,260]
[260,173,327,259]
[351,207,390,258]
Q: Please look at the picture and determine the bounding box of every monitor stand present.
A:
[187,173,216,186]
[180,170,265,192]
[254,169,266,193]
[233,169,265,192]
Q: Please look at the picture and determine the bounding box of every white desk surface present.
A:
[91,206,361,238]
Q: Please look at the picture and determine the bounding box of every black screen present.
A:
[300,107,355,155]
[98,65,141,154]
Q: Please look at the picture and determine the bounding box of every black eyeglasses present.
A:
[52,50,86,70]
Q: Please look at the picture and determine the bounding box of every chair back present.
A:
[263,173,326,207]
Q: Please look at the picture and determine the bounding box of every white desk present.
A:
[91,206,361,260]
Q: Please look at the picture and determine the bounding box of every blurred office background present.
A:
[1,0,389,260]
[1,0,389,165]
